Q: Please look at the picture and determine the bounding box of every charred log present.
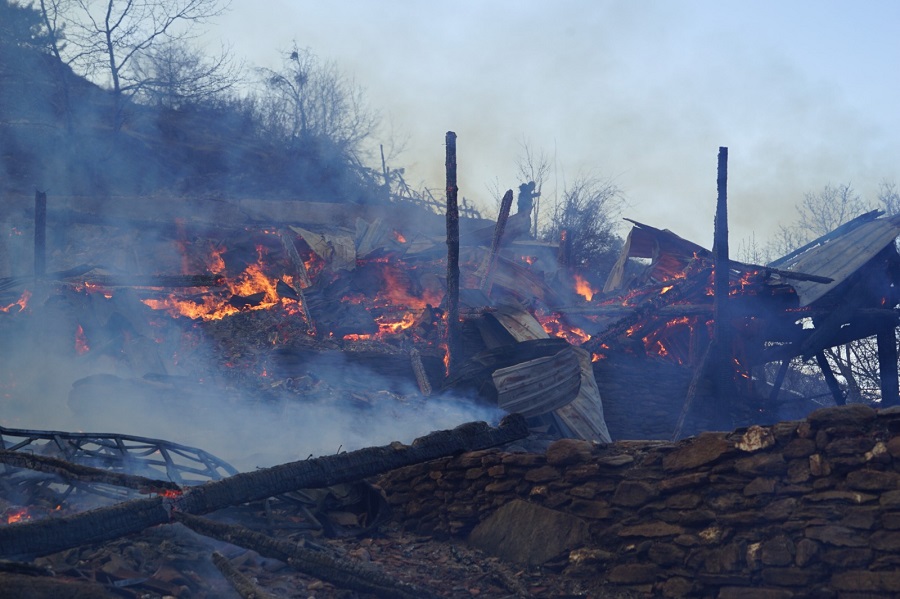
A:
[0,450,181,494]
[185,514,437,599]
[211,551,277,599]
[0,416,528,559]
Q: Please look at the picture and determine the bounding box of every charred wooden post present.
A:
[877,325,900,406]
[769,358,791,403]
[446,131,462,375]
[479,188,514,294]
[185,515,438,599]
[0,415,527,559]
[33,190,46,280]
[211,551,277,599]
[279,230,316,334]
[410,348,432,396]
[712,146,734,404]
[816,351,846,405]
[557,229,571,266]
[673,147,733,439]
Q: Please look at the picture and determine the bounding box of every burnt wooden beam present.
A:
[0,416,527,559]
[446,131,462,375]
[0,449,180,494]
[768,358,792,403]
[479,188,514,295]
[211,551,277,599]
[816,351,846,406]
[70,274,225,288]
[712,146,735,401]
[185,514,438,599]
[877,325,900,406]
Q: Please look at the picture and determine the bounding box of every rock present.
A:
[617,521,686,538]
[735,424,776,452]
[612,480,657,506]
[545,438,593,466]
[734,453,787,475]
[845,469,900,491]
[524,465,562,483]
[760,535,795,566]
[607,563,658,584]
[804,525,867,547]
[662,433,731,471]
[807,404,877,426]
[467,499,589,566]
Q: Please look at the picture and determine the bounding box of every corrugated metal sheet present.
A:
[774,214,900,307]
[492,348,581,418]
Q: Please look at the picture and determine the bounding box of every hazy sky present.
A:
[206,1,900,247]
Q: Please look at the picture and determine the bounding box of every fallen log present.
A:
[211,550,277,599]
[0,449,181,494]
[185,514,437,599]
[0,415,528,559]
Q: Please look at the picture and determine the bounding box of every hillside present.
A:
[0,41,380,204]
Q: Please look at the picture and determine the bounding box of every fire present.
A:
[573,274,597,302]
[75,325,90,354]
[159,489,182,499]
[537,311,591,345]
[0,290,30,313]
[5,507,31,524]
[393,230,407,243]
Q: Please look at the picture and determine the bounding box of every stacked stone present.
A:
[377,404,900,598]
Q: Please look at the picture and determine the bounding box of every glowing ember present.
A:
[538,311,591,345]
[159,489,183,499]
[0,290,30,313]
[573,274,597,302]
[393,230,407,243]
[75,325,90,355]
[6,507,31,524]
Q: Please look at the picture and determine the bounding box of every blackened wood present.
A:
[279,230,316,334]
[75,274,225,288]
[479,189,514,294]
[34,190,46,279]
[672,341,712,441]
[877,325,900,406]
[0,415,527,559]
[211,551,277,599]
[815,351,846,405]
[0,573,116,599]
[446,131,462,375]
[184,515,438,599]
[410,348,432,396]
[712,146,735,404]
[0,449,181,493]
[769,358,791,403]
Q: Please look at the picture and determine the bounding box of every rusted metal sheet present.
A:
[774,213,900,307]
[492,348,581,418]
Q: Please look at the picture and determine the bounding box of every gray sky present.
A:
[207,1,900,247]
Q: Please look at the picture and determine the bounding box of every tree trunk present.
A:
[0,415,527,559]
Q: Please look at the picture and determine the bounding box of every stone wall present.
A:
[376,404,900,598]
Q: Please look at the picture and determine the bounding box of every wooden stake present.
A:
[445,131,461,375]
[479,189,514,294]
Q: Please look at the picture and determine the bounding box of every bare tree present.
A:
[257,43,379,164]
[515,140,551,236]
[541,175,624,274]
[130,39,241,108]
[879,180,900,217]
[57,0,229,128]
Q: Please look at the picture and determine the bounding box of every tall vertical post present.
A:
[445,132,461,376]
[877,325,900,406]
[34,190,47,280]
[712,147,734,418]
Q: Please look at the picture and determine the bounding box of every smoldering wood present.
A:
[0,449,181,494]
[72,274,226,288]
[211,551,277,599]
[445,131,462,375]
[183,514,438,599]
[409,348,433,396]
[479,188,514,294]
[278,229,316,334]
[0,415,528,559]
[711,146,735,403]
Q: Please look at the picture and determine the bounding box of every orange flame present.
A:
[573,274,596,302]
[0,290,30,313]
[75,325,90,355]
[6,507,31,524]
[393,230,407,243]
